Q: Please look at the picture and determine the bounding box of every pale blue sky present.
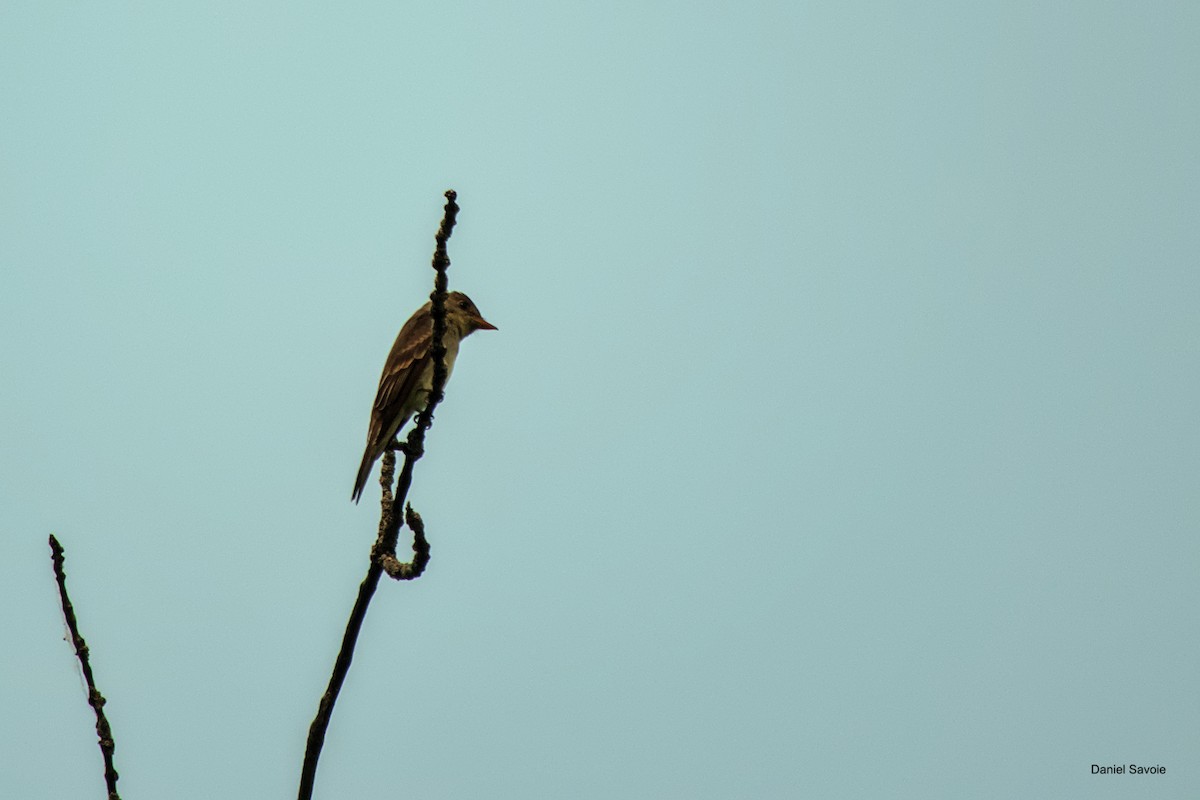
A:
[2,3,1197,798]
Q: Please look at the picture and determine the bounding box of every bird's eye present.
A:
[458,300,470,310]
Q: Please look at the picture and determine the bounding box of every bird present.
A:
[352,290,496,503]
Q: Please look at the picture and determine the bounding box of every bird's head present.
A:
[445,291,498,337]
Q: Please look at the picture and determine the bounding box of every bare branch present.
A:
[48,535,122,800]
[298,189,458,800]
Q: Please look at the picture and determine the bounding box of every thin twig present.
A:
[297,190,458,800]
[379,504,431,580]
[48,535,121,800]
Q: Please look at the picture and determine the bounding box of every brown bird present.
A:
[352,291,496,503]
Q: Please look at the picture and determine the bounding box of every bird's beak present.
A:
[473,315,498,331]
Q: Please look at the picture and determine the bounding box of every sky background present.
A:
[2,2,1197,798]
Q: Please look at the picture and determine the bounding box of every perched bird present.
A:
[352,291,496,503]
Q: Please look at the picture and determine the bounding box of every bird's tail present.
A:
[351,444,377,504]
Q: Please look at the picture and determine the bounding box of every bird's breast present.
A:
[411,335,461,405]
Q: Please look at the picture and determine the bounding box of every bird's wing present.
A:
[353,309,435,503]
[368,307,434,446]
